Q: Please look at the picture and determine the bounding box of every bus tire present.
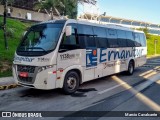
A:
[127,60,134,75]
[63,71,79,95]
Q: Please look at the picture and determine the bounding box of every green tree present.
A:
[0,0,14,5]
[34,0,59,20]
[0,0,14,49]
[137,27,150,39]
[34,0,77,19]
[60,0,77,19]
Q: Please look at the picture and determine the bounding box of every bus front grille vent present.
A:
[17,65,35,73]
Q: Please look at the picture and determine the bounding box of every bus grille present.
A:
[17,65,36,84]
[17,65,35,73]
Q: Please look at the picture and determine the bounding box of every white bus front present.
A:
[12,21,66,90]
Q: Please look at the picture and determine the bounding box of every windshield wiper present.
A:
[26,47,48,53]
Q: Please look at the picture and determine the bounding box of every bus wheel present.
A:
[63,71,79,94]
[127,60,134,75]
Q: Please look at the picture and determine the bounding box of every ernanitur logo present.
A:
[86,48,97,67]
[86,48,144,68]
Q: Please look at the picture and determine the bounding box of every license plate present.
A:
[19,72,28,77]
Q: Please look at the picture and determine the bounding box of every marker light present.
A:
[38,65,54,73]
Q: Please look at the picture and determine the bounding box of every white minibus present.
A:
[12,19,147,94]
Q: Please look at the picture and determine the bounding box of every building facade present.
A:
[0,0,56,21]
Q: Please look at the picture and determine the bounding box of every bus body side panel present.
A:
[94,48,103,78]
[99,48,129,77]
[96,46,146,78]
[134,47,147,68]
[83,48,96,82]
[56,49,83,88]
[83,47,129,82]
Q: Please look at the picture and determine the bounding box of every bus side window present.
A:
[117,30,127,47]
[59,24,80,51]
[134,33,142,47]
[93,26,108,48]
[77,24,96,48]
[107,29,118,48]
[139,33,146,47]
[126,31,135,47]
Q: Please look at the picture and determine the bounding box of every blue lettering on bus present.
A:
[14,56,35,62]
[135,49,144,57]
[86,48,144,68]
[126,50,132,58]
[132,49,136,57]
[100,48,107,63]
[108,51,121,61]
[121,50,126,59]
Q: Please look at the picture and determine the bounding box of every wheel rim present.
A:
[67,76,77,90]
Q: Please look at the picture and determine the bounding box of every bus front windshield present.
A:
[17,23,63,56]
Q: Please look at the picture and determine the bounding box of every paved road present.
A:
[0,57,160,120]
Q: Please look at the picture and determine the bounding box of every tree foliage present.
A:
[60,0,77,19]
[0,0,14,5]
[34,0,59,12]
[34,0,77,19]
[136,27,150,39]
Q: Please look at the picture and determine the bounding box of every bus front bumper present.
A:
[12,64,57,90]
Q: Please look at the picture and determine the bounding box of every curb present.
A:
[0,84,19,90]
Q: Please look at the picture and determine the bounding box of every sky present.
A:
[98,0,160,24]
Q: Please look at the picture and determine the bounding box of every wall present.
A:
[0,5,54,21]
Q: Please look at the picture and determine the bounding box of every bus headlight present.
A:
[38,65,54,73]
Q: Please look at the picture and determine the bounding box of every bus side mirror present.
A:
[65,26,72,36]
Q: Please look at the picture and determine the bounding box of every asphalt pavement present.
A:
[0,56,160,120]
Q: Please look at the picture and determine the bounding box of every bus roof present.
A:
[37,19,144,34]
